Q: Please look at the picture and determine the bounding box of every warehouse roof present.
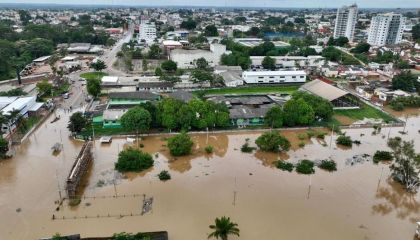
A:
[299,79,349,102]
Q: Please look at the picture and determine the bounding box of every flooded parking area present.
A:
[0,108,419,240]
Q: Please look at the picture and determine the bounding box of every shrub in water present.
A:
[241,141,255,153]
[373,151,393,163]
[353,140,361,145]
[298,142,305,148]
[255,131,291,152]
[276,161,294,172]
[158,170,171,181]
[336,135,352,147]
[318,160,337,172]
[296,159,315,174]
[316,132,326,139]
[115,148,154,172]
[167,132,194,156]
[205,145,214,154]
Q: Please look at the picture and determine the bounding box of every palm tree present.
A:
[208,216,240,240]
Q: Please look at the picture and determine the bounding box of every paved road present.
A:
[101,24,134,76]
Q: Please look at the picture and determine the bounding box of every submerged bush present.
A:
[316,132,326,139]
[318,160,337,172]
[336,135,352,147]
[205,145,214,154]
[276,161,294,172]
[167,132,194,156]
[373,151,393,163]
[158,170,171,181]
[255,131,291,152]
[241,138,255,153]
[296,159,315,174]
[115,148,154,172]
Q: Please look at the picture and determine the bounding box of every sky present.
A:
[2,0,420,8]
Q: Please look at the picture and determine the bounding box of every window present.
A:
[258,76,264,79]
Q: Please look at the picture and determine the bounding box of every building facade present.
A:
[138,20,157,45]
[367,13,406,46]
[242,70,306,84]
[333,4,358,42]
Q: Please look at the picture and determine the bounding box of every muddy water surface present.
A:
[0,109,419,240]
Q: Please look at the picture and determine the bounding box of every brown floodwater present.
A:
[0,108,419,240]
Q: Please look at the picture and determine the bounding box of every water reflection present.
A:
[372,179,420,222]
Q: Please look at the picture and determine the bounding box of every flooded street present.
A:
[0,108,419,240]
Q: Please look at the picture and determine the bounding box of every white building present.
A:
[367,13,406,46]
[170,43,228,69]
[138,22,157,45]
[250,56,325,68]
[242,70,306,84]
[333,4,358,42]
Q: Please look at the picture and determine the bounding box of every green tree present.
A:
[115,148,154,172]
[191,69,214,83]
[204,25,219,36]
[265,106,283,128]
[195,57,208,69]
[292,92,333,121]
[86,78,101,98]
[387,137,420,192]
[208,216,240,240]
[156,98,184,130]
[261,56,276,70]
[392,71,417,92]
[0,136,9,159]
[148,44,162,59]
[67,112,87,134]
[350,42,371,54]
[167,132,194,156]
[155,67,162,76]
[161,60,177,72]
[36,80,53,96]
[180,18,197,30]
[120,106,152,142]
[90,60,107,72]
[255,131,291,152]
[412,23,420,43]
[283,98,315,126]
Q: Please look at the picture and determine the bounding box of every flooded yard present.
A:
[0,108,419,240]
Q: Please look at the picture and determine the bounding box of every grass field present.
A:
[194,85,300,96]
[334,104,395,123]
[80,72,108,81]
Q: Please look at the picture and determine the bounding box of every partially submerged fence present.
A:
[66,141,93,198]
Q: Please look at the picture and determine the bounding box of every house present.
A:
[0,96,44,135]
[32,56,51,66]
[299,80,359,109]
[208,95,279,127]
[356,85,375,100]
[321,66,339,78]
[167,90,194,102]
[242,70,306,84]
[374,88,411,102]
[169,43,228,69]
[214,66,244,87]
[107,91,160,109]
[137,82,174,92]
[162,40,183,54]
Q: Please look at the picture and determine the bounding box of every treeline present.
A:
[389,96,420,111]
[265,91,334,128]
[0,21,114,80]
[220,36,319,70]
[132,98,230,131]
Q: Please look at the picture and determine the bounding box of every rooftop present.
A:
[299,79,349,102]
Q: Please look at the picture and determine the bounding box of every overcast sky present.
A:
[3,0,420,8]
